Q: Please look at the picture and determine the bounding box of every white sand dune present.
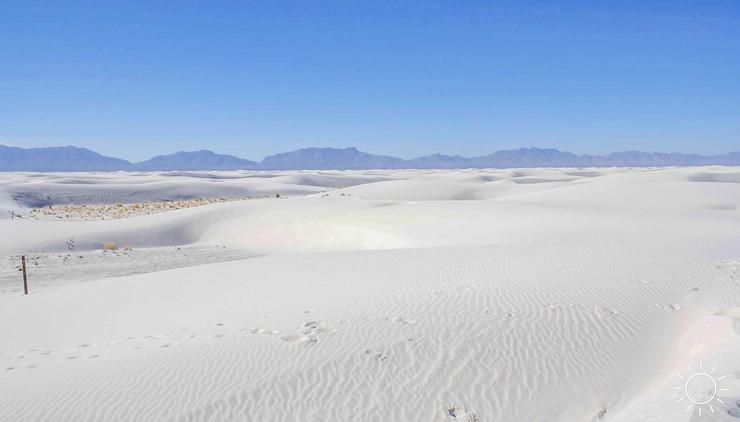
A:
[1,167,739,421]
[0,170,392,209]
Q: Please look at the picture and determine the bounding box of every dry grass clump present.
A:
[102,242,118,251]
[28,196,253,221]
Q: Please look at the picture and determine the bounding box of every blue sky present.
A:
[1,1,738,161]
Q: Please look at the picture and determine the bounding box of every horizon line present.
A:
[2,143,739,164]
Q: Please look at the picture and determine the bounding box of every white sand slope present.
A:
[0,167,739,421]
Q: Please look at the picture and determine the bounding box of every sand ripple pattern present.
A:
[1,243,738,421]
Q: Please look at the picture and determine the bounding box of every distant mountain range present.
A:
[0,145,131,172]
[134,150,257,171]
[1,145,739,171]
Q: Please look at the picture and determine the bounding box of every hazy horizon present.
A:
[2,143,740,164]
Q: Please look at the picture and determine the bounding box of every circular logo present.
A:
[684,372,717,405]
[674,361,730,416]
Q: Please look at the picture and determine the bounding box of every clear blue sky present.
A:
[1,1,738,161]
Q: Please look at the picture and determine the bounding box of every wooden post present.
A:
[21,255,28,295]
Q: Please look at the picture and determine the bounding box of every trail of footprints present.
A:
[2,313,418,372]
[280,320,338,345]
[3,312,363,372]
[3,321,298,372]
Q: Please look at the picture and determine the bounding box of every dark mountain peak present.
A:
[259,147,405,170]
[472,147,580,167]
[134,150,257,171]
[0,144,131,171]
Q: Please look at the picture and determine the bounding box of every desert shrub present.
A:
[102,242,118,251]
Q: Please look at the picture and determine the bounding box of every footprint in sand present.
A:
[386,316,416,325]
[665,303,682,312]
[281,321,335,345]
[594,306,621,319]
[364,349,390,363]
[445,405,479,421]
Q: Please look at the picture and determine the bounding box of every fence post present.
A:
[21,255,28,295]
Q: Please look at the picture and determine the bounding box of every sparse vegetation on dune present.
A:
[26,197,261,221]
[102,242,118,251]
